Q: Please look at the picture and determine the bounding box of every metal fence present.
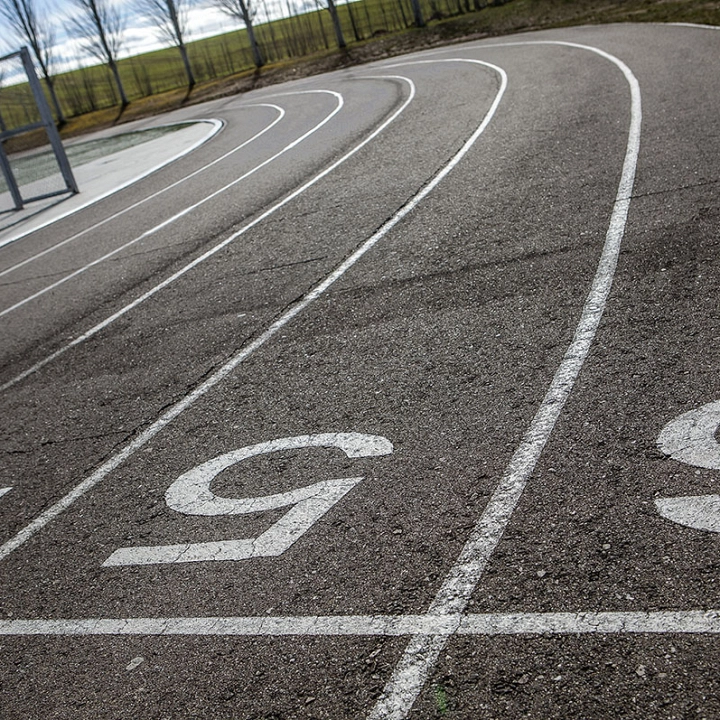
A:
[0,47,77,212]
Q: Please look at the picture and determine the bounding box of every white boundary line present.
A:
[0,91,344,317]
[669,22,720,30]
[0,119,223,251]
[0,73,421,557]
[2,610,719,637]
[368,40,642,720]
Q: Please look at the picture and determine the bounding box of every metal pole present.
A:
[19,47,78,195]
[0,140,23,210]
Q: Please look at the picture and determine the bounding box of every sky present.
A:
[1,0,273,73]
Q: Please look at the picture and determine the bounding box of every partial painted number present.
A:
[655,400,720,533]
[104,433,393,566]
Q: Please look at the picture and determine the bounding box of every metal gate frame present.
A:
[0,46,78,211]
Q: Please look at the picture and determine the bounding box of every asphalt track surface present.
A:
[1,22,719,720]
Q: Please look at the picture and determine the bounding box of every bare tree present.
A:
[0,0,66,123]
[135,0,195,89]
[214,0,264,69]
[67,0,129,107]
[313,0,345,49]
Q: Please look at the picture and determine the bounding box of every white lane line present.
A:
[0,487,11,499]
[2,610,719,637]
[369,41,642,720]
[0,119,223,251]
[0,82,392,393]
[0,75,419,558]
[0,110,276,278]
[670,22,720,30]
[0,92,343,317]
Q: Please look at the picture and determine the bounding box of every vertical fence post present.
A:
[0,140,23,210]
[19,46,78,196]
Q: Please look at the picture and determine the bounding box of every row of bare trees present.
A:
[1,0,470,122]
[1,0,216,117]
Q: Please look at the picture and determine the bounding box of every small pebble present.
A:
[126,657,144,671]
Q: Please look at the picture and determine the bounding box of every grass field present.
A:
[1,0,718,151]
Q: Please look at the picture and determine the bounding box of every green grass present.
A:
[435,684,450,715]
[1,0,718,150]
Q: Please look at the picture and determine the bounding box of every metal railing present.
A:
[0,47,78,211]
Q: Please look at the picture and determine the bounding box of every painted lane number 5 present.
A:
[104,433,393,567]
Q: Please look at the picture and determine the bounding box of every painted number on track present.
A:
[104,433,393,566]
[656,400,720,533]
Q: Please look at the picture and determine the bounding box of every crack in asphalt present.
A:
[631,176,720,199]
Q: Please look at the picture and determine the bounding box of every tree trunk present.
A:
[245,21,264,67]
[178,43,195,89]
[109,58,129,107]
[167,0,195,89]
[43,74,66,125]
[409,0,425,26]
[326,0,346,49]
[240,4,264,68]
